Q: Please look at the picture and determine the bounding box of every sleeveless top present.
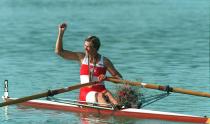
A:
[79,55,107,101]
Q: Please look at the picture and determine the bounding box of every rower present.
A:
[55,23,122,106]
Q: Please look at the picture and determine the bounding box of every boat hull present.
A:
[4,98,209,124]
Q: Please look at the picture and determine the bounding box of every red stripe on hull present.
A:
[18,100,208,123]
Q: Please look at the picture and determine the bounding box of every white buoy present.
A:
[2,80,9,99]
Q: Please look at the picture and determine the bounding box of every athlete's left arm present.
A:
[104,57,123,79]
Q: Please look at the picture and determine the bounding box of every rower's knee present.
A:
[97,92,103,98]
[96,92,104,101]
[103,91,118,105]
[96,92,108,104]
[97,93,107,101]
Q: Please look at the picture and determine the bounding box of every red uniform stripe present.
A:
[80,64,106,76]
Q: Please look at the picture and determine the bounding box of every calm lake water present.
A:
[0,0,209,124]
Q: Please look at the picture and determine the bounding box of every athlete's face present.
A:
[84,41,96,55]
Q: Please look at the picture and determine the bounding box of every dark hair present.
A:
[85,36,100,51]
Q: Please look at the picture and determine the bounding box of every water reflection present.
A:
[77,112,184,124]
[2,106,9,121]
[78,112,139,124]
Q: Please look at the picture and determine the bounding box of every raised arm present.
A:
[104,57,123,79]
[55,23,84,62]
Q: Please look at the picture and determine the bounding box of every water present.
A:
[0,0,209,123]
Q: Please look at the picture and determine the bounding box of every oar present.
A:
[106,77,210,98]
[0,81,99,107]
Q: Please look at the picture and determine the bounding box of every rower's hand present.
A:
[98,74,107,82]
[59,23,67,33]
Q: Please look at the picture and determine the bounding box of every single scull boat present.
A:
[2,80,210,124]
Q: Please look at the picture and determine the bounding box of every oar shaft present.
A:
[0,81,99,107]
[106,77,210,98]
[172,87,210,98]
[51,81,98,95]
[0,92,49,107]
